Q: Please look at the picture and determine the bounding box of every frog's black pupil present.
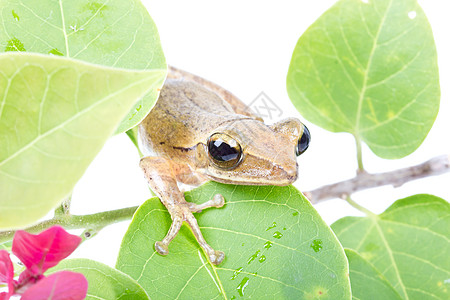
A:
[209,139,239,162]
[296,125,310,156]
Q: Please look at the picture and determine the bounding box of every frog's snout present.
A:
[284,162,299,183]
[286,163,298,183]
[272,162,298,186]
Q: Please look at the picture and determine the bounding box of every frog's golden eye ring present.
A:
[296,124,310,156]
[207,133,243,169]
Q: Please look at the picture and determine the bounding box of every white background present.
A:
[69,0,450,266]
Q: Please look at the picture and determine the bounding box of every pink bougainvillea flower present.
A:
[0,226,87,300]
[0,250,14,300]
[12,225,82,276]
[21,271,88,300]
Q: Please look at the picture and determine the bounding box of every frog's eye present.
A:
[207,133,243,169]
[296,125,310,156]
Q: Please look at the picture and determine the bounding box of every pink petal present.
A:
[12,226,81,275]
[0,250,13,284]
[21,271,88,300]
[0,292,11,300]
[17,269,44,287]
[0,250,14,298]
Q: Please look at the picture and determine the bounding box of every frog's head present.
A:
[197,118,310,186]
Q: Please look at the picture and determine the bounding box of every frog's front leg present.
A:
[139,156,225,265]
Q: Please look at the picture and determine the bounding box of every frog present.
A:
[138,74,310,265]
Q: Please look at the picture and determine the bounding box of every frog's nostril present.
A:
[286,166,298,182]
[272,164,298,184]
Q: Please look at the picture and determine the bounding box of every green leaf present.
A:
[125,125,142,157]
[345,249,402,300]
[0,0,166,133]
[332,195,450,299]
[117,182,351,299]
[49,258,149,300]
[286,0,439,159]
[0,52,165,229]
[0,240,12,251]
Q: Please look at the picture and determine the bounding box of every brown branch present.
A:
[304,155,450,204]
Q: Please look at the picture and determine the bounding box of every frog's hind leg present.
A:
[183,206,225,264]
[140,156,225,265]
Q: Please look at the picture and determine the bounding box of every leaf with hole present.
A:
[332,194,450,299]
[0,0,166,133]
[0,53,165,229]
[286,0,439,158]
[116,182,351,299]
[49,258,149,300]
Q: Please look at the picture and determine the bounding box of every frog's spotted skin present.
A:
[139,79,310,265]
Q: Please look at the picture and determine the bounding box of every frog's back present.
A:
[139,79,250,159]
[158,79,237,117]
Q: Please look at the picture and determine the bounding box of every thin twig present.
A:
[304,155,450,204]
[0,206,138,244]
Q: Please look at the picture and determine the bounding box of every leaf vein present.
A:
[58,0,70,56]
[174,252,210,300]
[366,45,426,89]
[373,218,409,299]
[17,0,61,31]
[392,251,449,274]
[361,81,432,132]
[72,3,135,59]
[217,267,307,294]
[0,71,160,168]
[355,0,394,135]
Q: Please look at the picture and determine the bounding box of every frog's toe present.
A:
[155,241,169,255]
[184,213,225,265]
[188,194,225,213]
[208,250,225,265]
[212,194,225,208]
[154,217,182,256]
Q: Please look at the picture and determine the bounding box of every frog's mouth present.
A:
[202,162,298,186]
[205,174,297,186]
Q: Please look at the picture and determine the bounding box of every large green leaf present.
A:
[287,0,439,159]
[0,53,165,229]
[0,0,166,133]
[332,195,450,299]
[117,182,351,299]
[49,258,149,300]
[345,249,402,300]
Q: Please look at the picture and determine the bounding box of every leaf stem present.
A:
[344,196,376,218]
[0,206,139,244]
[355,135,364,173]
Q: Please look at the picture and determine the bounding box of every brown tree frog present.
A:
[138,77,310,265]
